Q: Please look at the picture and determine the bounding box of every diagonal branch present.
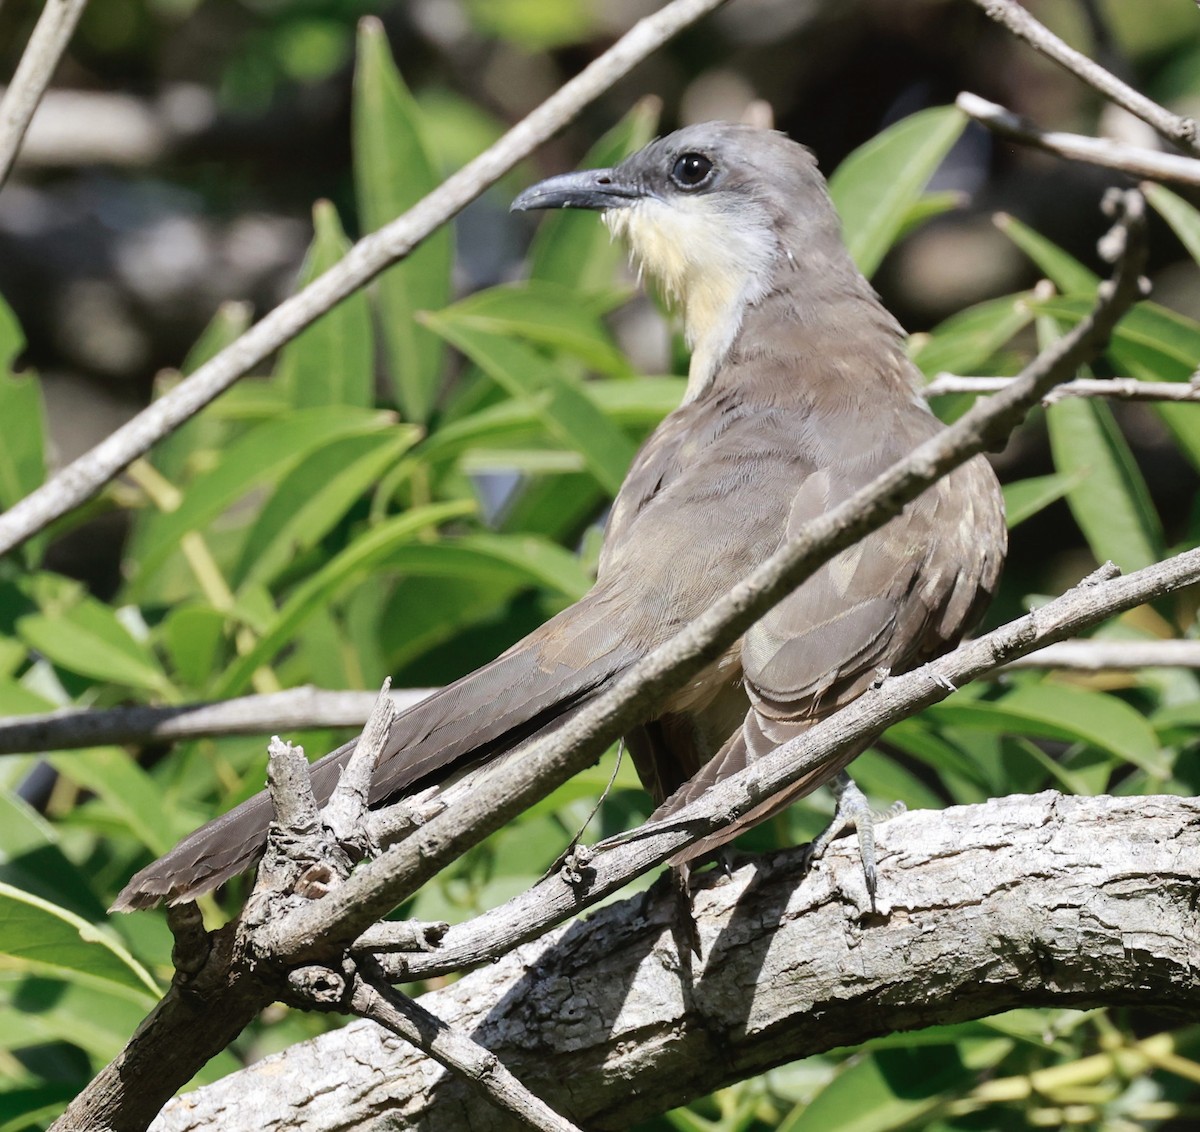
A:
[0,0,730,559]
[0,0,90,188]
[358,550,1200,979]
[967,0,1200,154]
[957,92,1200,185]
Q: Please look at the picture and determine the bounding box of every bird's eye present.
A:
[670,153,714,189]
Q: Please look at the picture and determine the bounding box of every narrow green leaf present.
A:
[829,106,967,278]
[0,793,108,920]
[234,428,418,588]
[1046,397,1164,572]
[49,748,184,856]
[529,99,660,291]
[128,407,394,587]
[212,500,475,696]
[0,881,159,1003]
[1145,181,1200,266]
[277,200,375,408]
[1001,469,1087,528]
[161,604,227,689]
[353,18,450,420]
[926,685,1168,777]
[440,282,634,377]
[0,292,46,513]
[994,213,1099,294]
[910,292,1036,377]
[424,313,636,495]
[17,599,171,695]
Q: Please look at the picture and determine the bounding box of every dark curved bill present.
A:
[510,168,642,212]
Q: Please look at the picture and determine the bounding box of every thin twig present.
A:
[349,954,585,1132]
[5,633,1200,759]
[1000,638,1200,671]
[0,686,434,755]
[924,373,1200,403]
[0,0,90,188]
[957,92,1200,186]
[362,551,1200,981]
[0,0,729,560]
[968,0,1200,154]
[270,191,1149,963]
[323,679,394,853]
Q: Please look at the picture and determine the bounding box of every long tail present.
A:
[112,594,632,910]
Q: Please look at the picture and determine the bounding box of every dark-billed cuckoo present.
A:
[113,122,1006,912]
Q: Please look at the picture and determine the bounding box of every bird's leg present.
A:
[800,772,905,912]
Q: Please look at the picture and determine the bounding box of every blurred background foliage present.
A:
[2,0,1200,1129]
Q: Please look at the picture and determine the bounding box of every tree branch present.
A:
[148,793,1200,1131]
[925,373,1200,404]
[354,551,1200,981]
[0,0,730,559]
[957,92,1200,186]
[0,686,434,755]
[967,0,1200,155]
[0,0,90,188]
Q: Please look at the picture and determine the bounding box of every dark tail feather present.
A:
[112,601,631,911]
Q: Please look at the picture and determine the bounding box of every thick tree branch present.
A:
[967,0,1200,155]
[957,92,1200,185]
[149,793,1200,1131]
[0,0,89,187]
[0,0,729,559]
[356,552,1200,980]
[266,190,1149,963]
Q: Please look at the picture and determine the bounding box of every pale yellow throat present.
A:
[604,196,779,401]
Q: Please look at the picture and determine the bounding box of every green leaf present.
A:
[529,99,660,292]
[829,106,967,278]
[49,748,185,856]
[212,500,474,696]
[0,882,159,1003]
[1145,181,1200,266]
[1046,397,1164,572]
[161,603,227,689]
[234,428,418,589]
[0,793,108,920]
[0,291,47,517]
[993,213,1099,294]
[925,684,1168,777]
[374,532,592,598]
[1002,469,1087,528]
[128,407,395,587]
[778,1045,987,1132]
[439,282,634,377]
[17,598,172,695]
[277,200,375,409]
[910,292,1036,377]
[423,313,636,496]
[353,19,450,420]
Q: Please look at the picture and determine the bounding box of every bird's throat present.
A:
[605,197,778,402]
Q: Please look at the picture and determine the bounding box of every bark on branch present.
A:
[149,792,1200,1131]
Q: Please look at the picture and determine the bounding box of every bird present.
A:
[112,122,1006,912]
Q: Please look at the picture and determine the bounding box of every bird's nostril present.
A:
[597,174,611,184]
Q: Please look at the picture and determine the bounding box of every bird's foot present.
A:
[799,772,905,912]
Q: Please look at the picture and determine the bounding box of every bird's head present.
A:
[513,122,852,396]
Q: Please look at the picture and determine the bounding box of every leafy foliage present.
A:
[2,30,1200,1131]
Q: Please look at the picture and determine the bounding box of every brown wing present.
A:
[654,443,1005,862]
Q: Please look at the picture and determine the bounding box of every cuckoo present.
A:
[114,122,1006,912]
